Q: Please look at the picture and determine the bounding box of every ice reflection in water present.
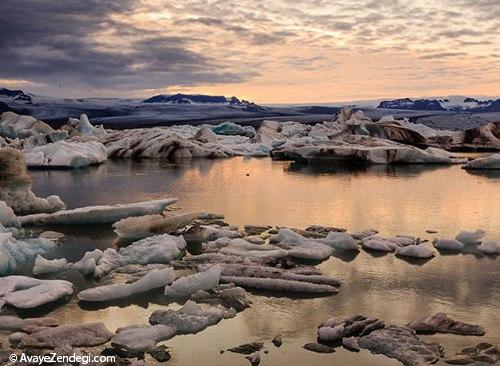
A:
[23,158,499,365]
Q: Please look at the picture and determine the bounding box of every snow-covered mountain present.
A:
[377,96,500,112]
[142,93,267,112]
[0,88,33,104]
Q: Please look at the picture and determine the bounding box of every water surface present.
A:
[24,158,499,365]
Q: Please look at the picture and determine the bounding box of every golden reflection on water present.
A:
[25,158,499,365]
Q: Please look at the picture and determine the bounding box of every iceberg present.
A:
[455,229,486,245]
[212,122,255,137]
[433,238,464,251]
[24,141,107,168]
[164,265,220,297]
[463,153,500,170]
[318,315,384,342]
[94,234,186,278]
[321,232,359,250]
[112,212,200,239]
[78,268,175,302]
[111,324,177,353]
[477,241,500,255]
[9,322,112,348]
[0,147,66,215]
[221,276,338,293]
[113,300,235,352]
[0,315,58,332]
[0,232,56,276]
[18,198,178,226]
[71,249,103,276]
[395,244,435,259]
[361,236,397,251]
[0,201,19,227]
[0,275,73,309]
[0,112,54,139]
[33,255,69,275]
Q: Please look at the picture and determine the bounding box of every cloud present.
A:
[0,0,253,94]
[419,52,468,60]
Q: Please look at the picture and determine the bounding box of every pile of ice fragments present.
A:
[2,109,498,169]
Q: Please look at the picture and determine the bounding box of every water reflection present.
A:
[24,157,499,365]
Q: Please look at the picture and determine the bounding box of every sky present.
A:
[0,0,499,103]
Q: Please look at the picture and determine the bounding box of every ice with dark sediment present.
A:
[0,201,19,227]
[18,198,178,226]
[9,322,113,348]
[0,148,66,215]
[112,300,235,352]
[463,153,500,170]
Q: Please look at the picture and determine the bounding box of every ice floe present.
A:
[18,198,177,226]
[24,141,107,168]
[0,275,73,309]
[78,268,175,302]
[164,265,220,297]
[0,147,66,215]
[395,244,435,259]
[455,229,486,245]
[464,153,500,170]
[433,238,464,251]
[477,241,500,255]
[0,232,55,276]
[33,255,69,275]
[94,234,186,277]
[9,322,112,348]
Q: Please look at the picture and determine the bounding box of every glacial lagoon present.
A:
[20,157,500,365]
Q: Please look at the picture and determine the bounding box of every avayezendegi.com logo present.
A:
[9,352,116,365]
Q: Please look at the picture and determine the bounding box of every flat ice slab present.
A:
[18,198,178,226]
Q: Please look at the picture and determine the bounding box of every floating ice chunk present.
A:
[18,198,178,226]
[78,268,175,302]
[94,234,186,278]
[351,229,378,240]
[0,315,58,332]
[111,324,177,353]
[455,229,486,245]
[214,263,341,287]
[9,322,112,348]
[322,232,359,250]
[361,236,397,251]
[113,212,199,239]
[433,239,464,251]
[150,300,236,334]
[219,239,288,259]
[286,242,333,261]
[71,249,103,275]
[395,244,435,259]
[212,122,255,137]
[463,153,500,170]
[477,241,500,255]
[221,276,338,293]
[0,201,19,227]
[0,276,73,309]
[269,228,306,245]
[24,141,107,168]
[164,265,220,297]
[194,127,218,143]
[33,255,69,275]
[0,232,56,276]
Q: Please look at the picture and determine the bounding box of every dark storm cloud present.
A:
[0,0,251,91]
